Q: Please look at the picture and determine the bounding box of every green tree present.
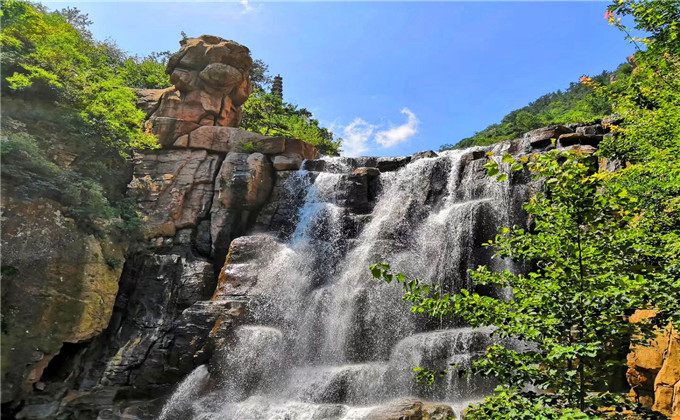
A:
[241,88,341,155]
[0,1,173,238]
[372,149,658,418]
[513,110,543,132]
[1,0,159,154]
[598,0,680,331]
[119,52,172,89]
[250,58,274,91]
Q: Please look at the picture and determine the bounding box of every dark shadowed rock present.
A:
[377,156,411,172]
[524,125,573,148]
[557,132,603,148]
[302,159,327,172]
[412,150,438,161]
[273,153,303,171]
[601,114,623,128]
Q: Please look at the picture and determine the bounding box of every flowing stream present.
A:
[160,148,531,419]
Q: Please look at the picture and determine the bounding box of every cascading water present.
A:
[160,147,531,419]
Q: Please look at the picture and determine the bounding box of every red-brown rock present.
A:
[128,149,222,238]
[627,310,680,418]
[147,36,253,146]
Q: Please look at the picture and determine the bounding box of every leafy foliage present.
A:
[1,105,143,240]
[250,58,274,91]
[463,390,599,420]
[119,52,172,90]
[598,0,680,330]
[0,2,169,239]
[242,88,342,155]
[1,0,166,155]
[372,149,659,417]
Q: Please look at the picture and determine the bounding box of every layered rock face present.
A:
[2,35,315,419]
[627,310,680,418]
[127,129,317,266]
[0,197,125,405]
[129,35,318,267]
[6,92,637,420]
[154,132,615,419]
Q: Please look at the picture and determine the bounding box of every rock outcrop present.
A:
[366,398,455,420]
[143,35,253,146]
[627,310,680,418]
[4,35,325,419]
[127,136,317,265]
[0,196,125,405]
[0,34,318,419]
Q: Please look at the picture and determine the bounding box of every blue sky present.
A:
[47,1,637,157]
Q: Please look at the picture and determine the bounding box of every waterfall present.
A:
[161,147,529,419]
[158,365,211,420]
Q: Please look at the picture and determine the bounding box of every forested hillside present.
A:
[441,64,633,150]
[1,1,168,240]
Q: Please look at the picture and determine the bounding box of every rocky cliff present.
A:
[2,35,677,420]
[0,197,126,407]
[1,35,317,419]
[6,119,620,420]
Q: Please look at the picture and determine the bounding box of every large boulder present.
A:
[0,197,125,403]
[210,152,274,264]
[523,125,573,148]
[171,126,319,160]
[144,35,254,146]
[366,398,455,420]
[213,152,273,211]
[214,235,284,298]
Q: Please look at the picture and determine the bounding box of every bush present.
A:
[241,89,342,156]
[0,131,60,179]
[1,0,161,156]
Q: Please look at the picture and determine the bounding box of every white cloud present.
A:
[374,108,419,148]
[239,0,256,14]
[341,118,375,157]
[337,108,419,156]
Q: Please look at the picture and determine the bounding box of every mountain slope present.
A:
[441,63,633,150]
